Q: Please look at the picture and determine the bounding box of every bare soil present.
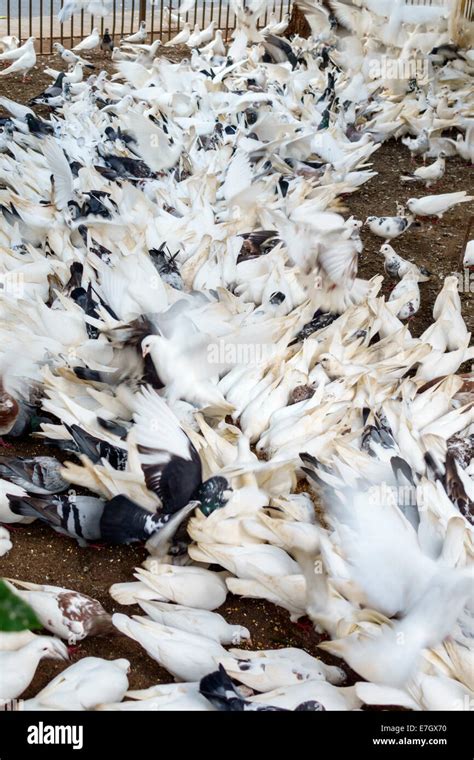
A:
[0,56,472,701]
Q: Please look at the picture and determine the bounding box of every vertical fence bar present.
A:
[111,1,116,40]
[18,0,21,43]
[151,0,155,41]
[90,13,95,32]
[6,0,10,36]
[225,0,230,40]
[121,0,125,39]
[39,0,43,52]
[130,0,135,32]
[168,0,173,40]
[60,0,64,43]
[49,0,53,51]
[201,0,206,27]
[81,7,84,39]
[159,0,164,39]
[70,11,74,47]
[209,0,214,33]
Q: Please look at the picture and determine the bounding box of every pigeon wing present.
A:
[133,387,202,511]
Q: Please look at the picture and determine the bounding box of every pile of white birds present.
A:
[0,0,473,712]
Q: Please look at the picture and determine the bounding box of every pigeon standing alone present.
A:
[73,28,100,52]
[100,29,114,55]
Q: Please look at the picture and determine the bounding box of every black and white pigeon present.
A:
[133,387,232,515]
[365,214,413,241]
[99,495,197,545]
[24,113,55,136]
[0,455,68,494]
[7,493,105,546]
[289,309,339,345]
[429,44,467,65]
[199,665,325,712]
[28,72,67,106]
[149,247,184,291]
[100,28,114,55]
[379,243,431,281]
[52,42,95,69]
[64,423,128,470]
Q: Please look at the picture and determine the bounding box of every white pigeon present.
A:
[248,680,361,711]
[58,0,111,23]
[73,28,100,52]
[165,23,191,46]
[401,153,446,188]
[0,637,68,702]
[100,681,211,711]
[463,239,474,268]
[388,268,422,319]
[407,192,474,219]
[401,128,431,159]
[0,630,37,651]
[0,40,36,81]
[52,42,94,69]
[138,601,251,645]
[23,657,130,710]
[320,568,473,687]
[200,29,226,57]
[112,613,228,681]
[0,36,35,62]
[0,526,12,556]
[0,36,20,53]
[121,21,147,45]
[110,563,228,610]
[223,647,346,690]
[186,24,202,48]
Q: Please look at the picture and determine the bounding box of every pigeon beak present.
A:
[53,643,70,661]
[142,346,150,358]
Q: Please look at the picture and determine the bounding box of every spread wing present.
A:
[132,386,202,512]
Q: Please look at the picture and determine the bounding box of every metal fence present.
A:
[0,0,292,54]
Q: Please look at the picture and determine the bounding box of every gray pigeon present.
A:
[0,455,69,494]
[7,493,105,546]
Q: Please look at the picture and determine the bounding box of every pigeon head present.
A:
[35,636,69,662]
[196,476,232,516]
[141,334,162,358]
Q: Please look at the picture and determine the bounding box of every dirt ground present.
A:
[0,51,472,702]
[350,142,473,338]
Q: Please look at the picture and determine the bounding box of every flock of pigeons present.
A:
[0,0,473,712]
